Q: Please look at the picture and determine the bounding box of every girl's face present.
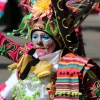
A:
[32,31,56,57]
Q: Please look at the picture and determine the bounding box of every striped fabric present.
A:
[53,53,91,100]
[0,0,7,18]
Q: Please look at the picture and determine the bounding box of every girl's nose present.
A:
[37,36,43,46]
[37,36,42,43]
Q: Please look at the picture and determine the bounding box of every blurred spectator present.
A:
[1,0,23,32]
[0,0,7,18]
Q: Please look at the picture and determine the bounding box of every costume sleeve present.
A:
[83,61,100,99]
[0,69,18,100]
[0,33,33,62]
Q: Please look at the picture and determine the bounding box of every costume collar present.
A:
[33,50,62,65]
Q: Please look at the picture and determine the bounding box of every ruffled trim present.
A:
[11,73,50,100]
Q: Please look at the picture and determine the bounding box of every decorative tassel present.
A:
[55,91,82,97]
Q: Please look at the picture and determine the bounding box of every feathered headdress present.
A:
[7,0,100,54]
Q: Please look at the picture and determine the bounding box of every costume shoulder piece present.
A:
[49,53,100,100]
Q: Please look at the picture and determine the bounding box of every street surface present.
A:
[0,14,100,84]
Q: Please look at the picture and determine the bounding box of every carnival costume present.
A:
[0,0,100,100]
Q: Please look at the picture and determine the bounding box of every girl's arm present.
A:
[0,33,33,62]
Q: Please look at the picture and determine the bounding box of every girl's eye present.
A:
[32,34,38,41]
[43,36,50,39]
[42,34,51,42]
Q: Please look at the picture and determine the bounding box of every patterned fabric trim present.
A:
[49,53,91,100]
[12,77,42,100]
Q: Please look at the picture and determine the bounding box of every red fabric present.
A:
[0,2,6,11]
[94,3,100,13]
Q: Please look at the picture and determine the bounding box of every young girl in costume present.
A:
[0,0,100,100]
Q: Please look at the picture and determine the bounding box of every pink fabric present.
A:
[94,3,100,15]
[0,83,6,92]
[0,2,6,6]
[54,98,79,100]
[0,2,6,11]
[24,42,33,53]
[0,94,5,100]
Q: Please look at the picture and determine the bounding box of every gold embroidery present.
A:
[54,35,62,48]
[62,18,68,29]
[69,46,73,52]
[66,34,71,42]
[59,32,67,48]
[57,0,63,11]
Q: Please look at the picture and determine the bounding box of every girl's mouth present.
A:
[36,48,46,57]
[36,47,45,51]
